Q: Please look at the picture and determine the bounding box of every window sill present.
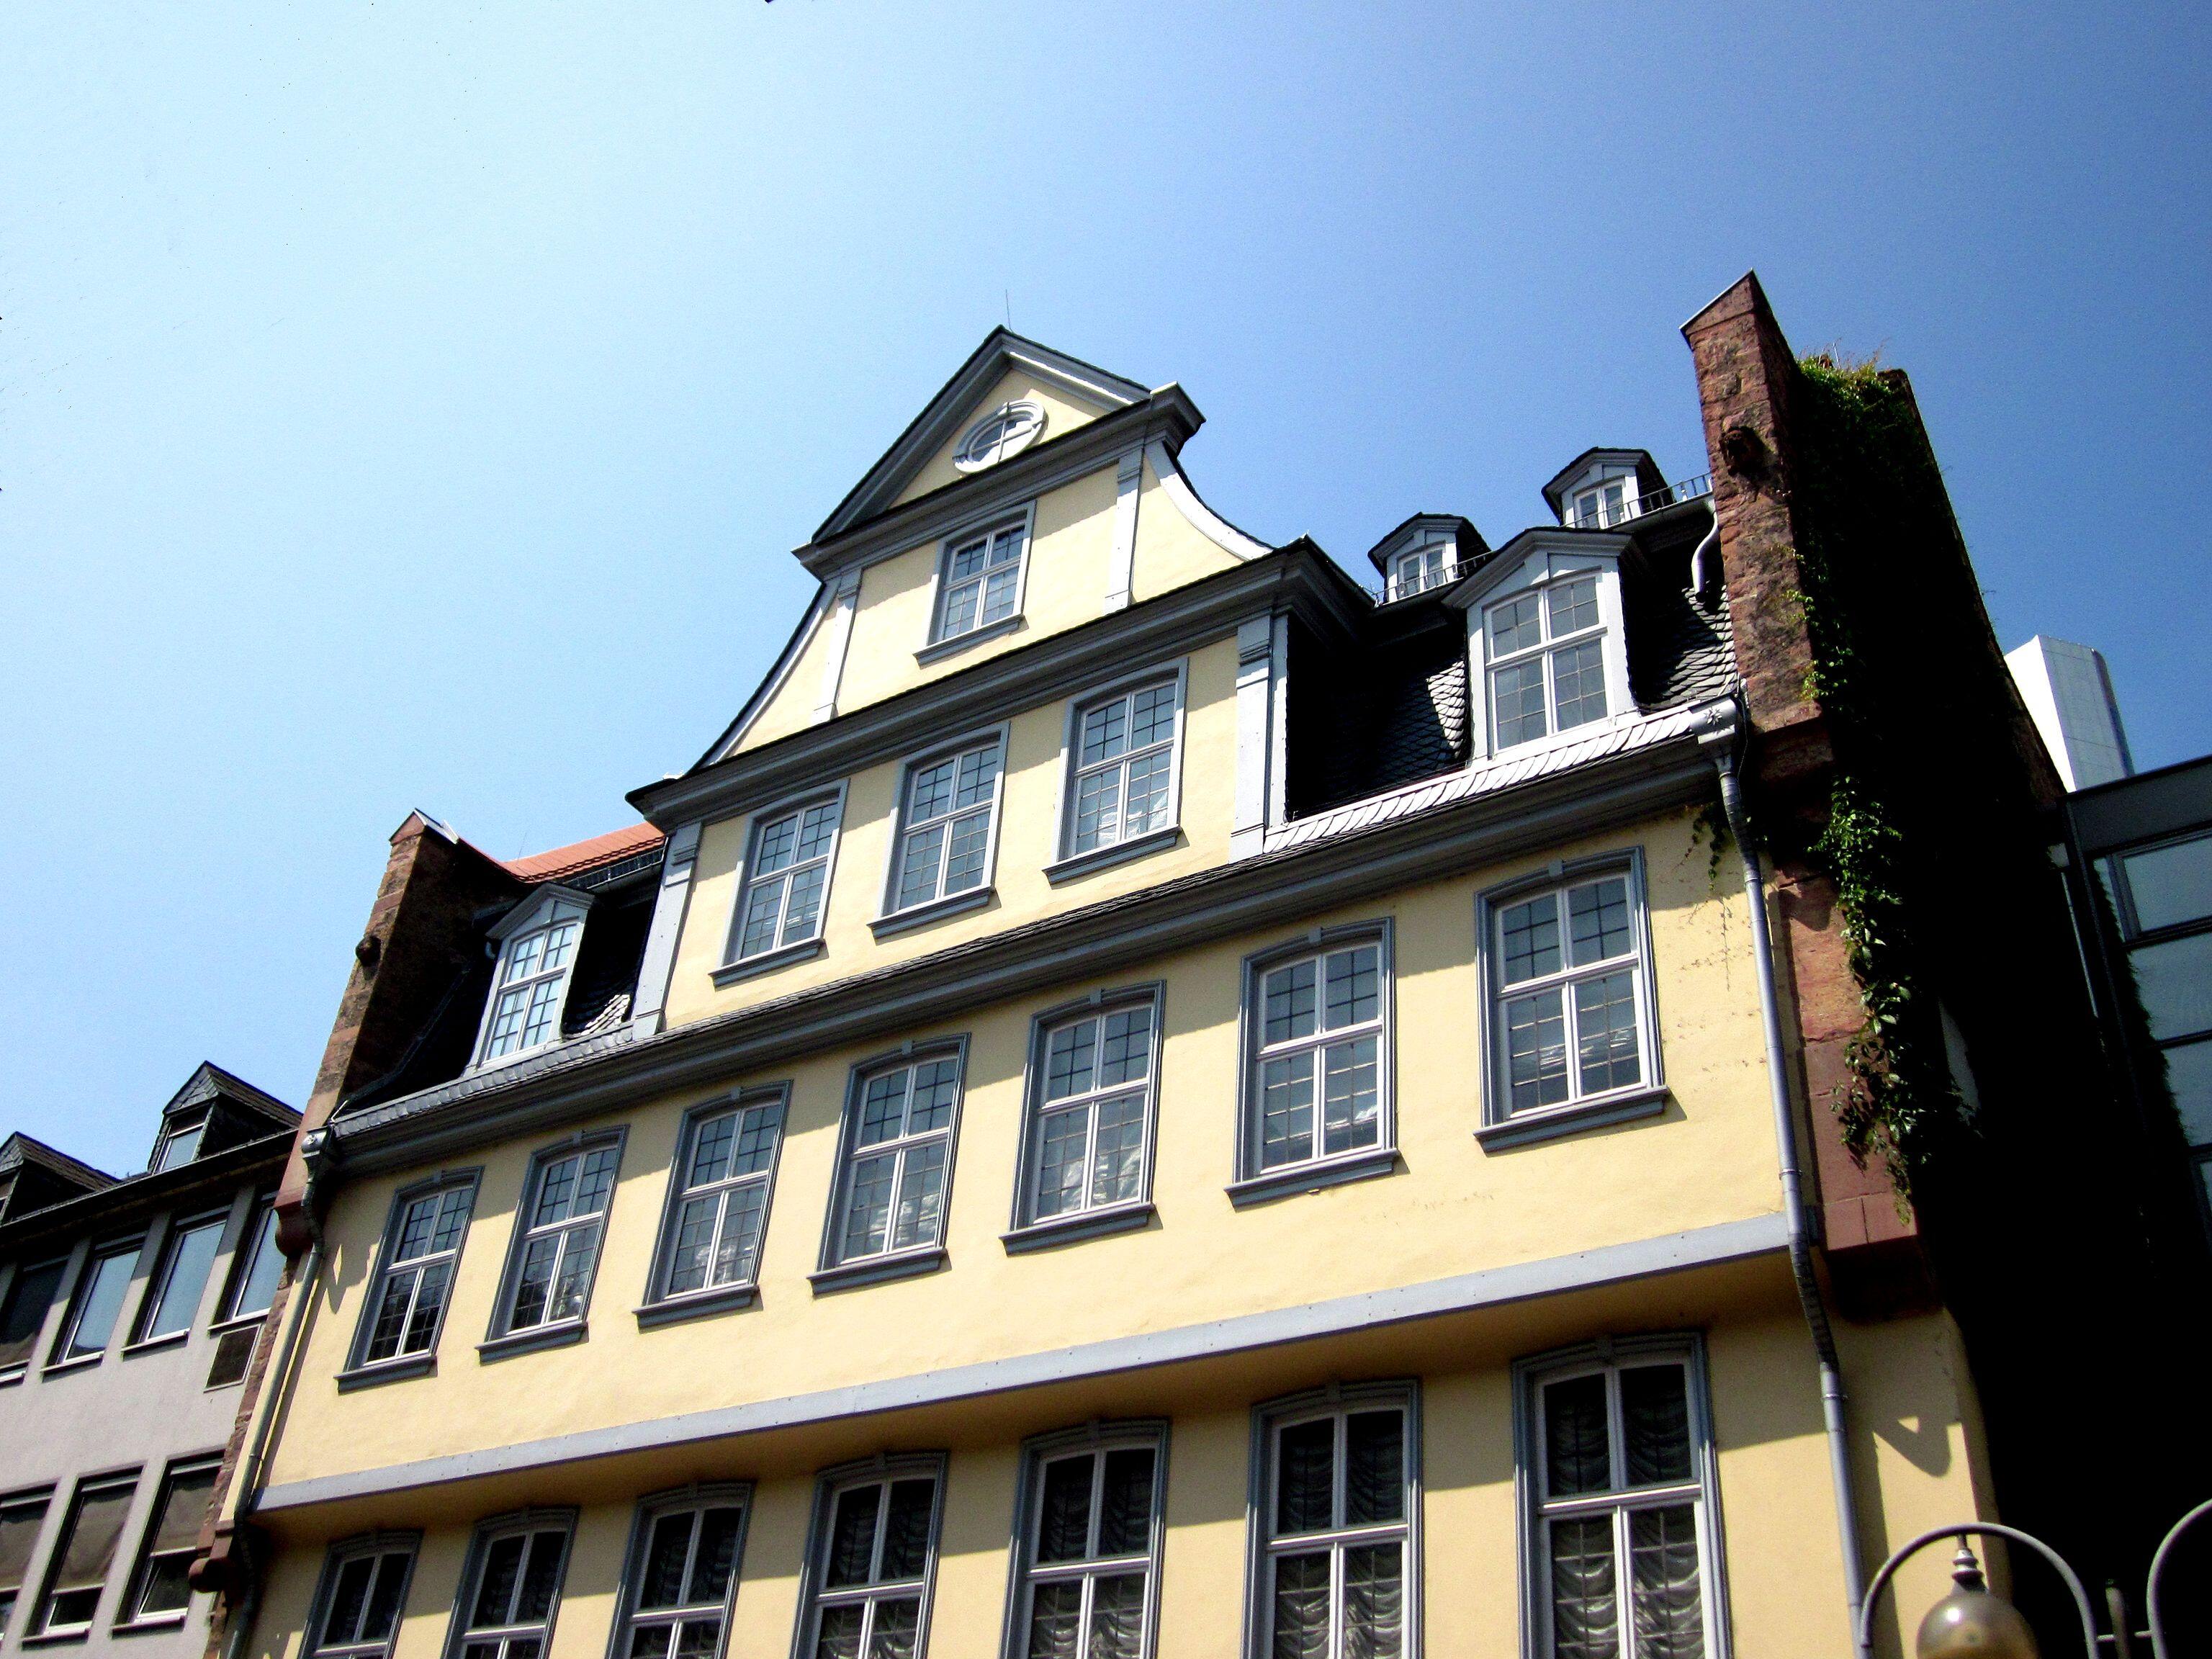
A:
[1001,1203,1155,1254]
[915,614,1025,665]
[1472,714,1627,770]
[111,1614,191,1637]
[21,1628,92,1647]
[0,1366,26,1388]
[634,1284,760,1331]
[711,937,825,989]
[1226,1146,1400,1209]
[1044,827,1184,886]
[40,1353,104,1379]
[336,1354,436,1393]
[809,1247,946,1295]
[1475,1085,1669,1151]
[120,1331,189,1359]
[477,1322,587,1364]
[869,886,994,940]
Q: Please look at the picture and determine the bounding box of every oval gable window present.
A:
[953,399,1046,472]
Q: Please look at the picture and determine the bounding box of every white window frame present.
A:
[645,1089,789,1318]
[486,1132,625,1348]
[1475,852,1666,1150]
[1568,473,1636,529]
[30,1469,140,1638]
[0,1487,55,1639]
[117,1455,220,1628]
[796,1455,945,1659]
[444,1510,575,1659]
[611,1485,753,1659]
[1231,923,1398,1206]
[305,1532,421,1659]
[876,729,1009,932]
[814,1040,968,1290]
[926,504,1035,650]
[720,784,847,978]
[1007,986,1166,1248]
[1514,1336,1730,1659]
[1002,1421,1169,1659]
[1457,544,1635,765]
[1048,664,1188,879]
[128,1208,230,1347]
[1246,1382,1421,1659]
[1388,539,1452,601]
[469,887,595,1071]
[346,1172,480,1377]
[953,399,1046,473]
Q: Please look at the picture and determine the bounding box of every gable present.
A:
[891,366,1118,510]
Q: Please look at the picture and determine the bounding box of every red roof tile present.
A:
[503,822,665,883]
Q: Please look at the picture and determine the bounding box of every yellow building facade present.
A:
[220,331,1995,1659]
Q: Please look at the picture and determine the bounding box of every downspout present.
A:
[1711,739,1871,1651]
[1689,499,1722,600]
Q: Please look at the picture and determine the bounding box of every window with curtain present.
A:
[1244,932,1390,1181]
[454,1517,573,1659]
[0,1490,51,1636]
[120,1458,218,1624]
[824,1051,963,1272]
[1018,995,1159,1230]
[55,1238,142,1365]
[801,1463,942,1659]
[1527,1349,1717,1659]
[0,1259,66,1379]
[1064,678,1180,860]
[132,1211,228,1344]
[1010,1429,1164,1659]
[1483,574,1610,750]
[652,1095,786,1305]
[615,1490,749,1659]
[497,1140,621,1337]
[1488,867,1650,1123]
[1254,1391,1414,1659]
[33,1471,138,1635]
[353,1177,477,1370]
[730,794,842,963]
[887,739,1004,915]
[307,1537,417,1659]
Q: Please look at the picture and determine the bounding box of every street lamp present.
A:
[1912,1545,2040,1658]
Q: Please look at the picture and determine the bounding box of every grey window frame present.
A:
[812,1040,968,1292]
[875,728,1010,935]
[1048,665,1189,881]
[0,1258,67,1383]
[1230,922,1398,1208]
[1512,1334,1731,1659]
[1244,1380,1422,1659]
[303,1531,421,1659]
[790,1454,946,1659]
[49,1235,145,1370]
[999,1421,1169,1659]
[642,1089,790,1325]
[128,1208,230,1349]
[482,1132,626,1359]
[30,1467,140,1639]
[608,1483,755,1659]
[151,1108,210,1173]
[1005,986,1166,1251]
[719,784,848,981]
[0,1487,54,1639]
[116,1454,220,1629]
[1475,850,1668,1151]
[217,1194,284,1326]
[924,505,1035,653]
[342,1170,482,1386]
[444,1509,577,1659]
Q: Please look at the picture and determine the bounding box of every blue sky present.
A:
[5,2,2207,1173]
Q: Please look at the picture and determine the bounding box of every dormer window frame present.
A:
[1567,472,1634,530]
[920,502,1036,660]
[468,886,595,1073]
[1388,536,1454,601]
[150,1108,210,1174]
[1454,536,1635,765]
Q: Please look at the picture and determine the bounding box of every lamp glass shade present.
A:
[1914,1583,2041,1659]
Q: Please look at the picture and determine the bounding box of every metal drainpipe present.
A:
[1712,742,1871,1652]
[1689,500,1722,599]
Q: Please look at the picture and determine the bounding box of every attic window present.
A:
[1569,477,1630,529]
[151,1110,208,1172]
[472,893,591,1069]
[1389,538,1454,600]
[1485,574,1611,750]
[953,400,1045,472]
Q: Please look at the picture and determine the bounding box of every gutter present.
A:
[1708,732,1870,1647]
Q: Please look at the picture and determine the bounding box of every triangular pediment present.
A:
[814,330,1150,541]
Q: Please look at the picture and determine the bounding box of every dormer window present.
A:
[472,890,592,1069]
[1390,540,1451,600]
[952,399,1045,472]
[1485,575,1609,749]
[1569,477,1629,529]
[150,1109,207,1172]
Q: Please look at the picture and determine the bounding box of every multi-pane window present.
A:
[1021,998,1159,1228]
[132,1211,228,1344]
[1390,543,1450,601]
[498,1142,621,1336]
[1012,1430,1163,1659]
[1492,871,1647,1119]
[732,796,842,962]
[1066,680,1179,859]
[1485,575,1610,751]
[1247,936,1389,1177]
[221,1199,285,1323]
[1256,1393,1414,1659]
[933,518,1028,642]
[827,1054,963,1269]
[1570,478,1629,529]
[307,1537,417,1659]
[0,1491,51,1636]
[0,1259,66,1380]
[2099,830,2212,1219]
[889,739,1004,914]
[478,899,588,1066]
[55,1238,141,1365]
[354,1179,476,1369]
[454,1518,573,1659]
[120,1458,217,1624]
[152,1109,209,1172]
[953,401,1044,472]
[617,1491,749,1659]
[33,1471,138,1636]
[656,1097,786,1303]
[802,1465,941,1659]
[1528,1352,1717,1659]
